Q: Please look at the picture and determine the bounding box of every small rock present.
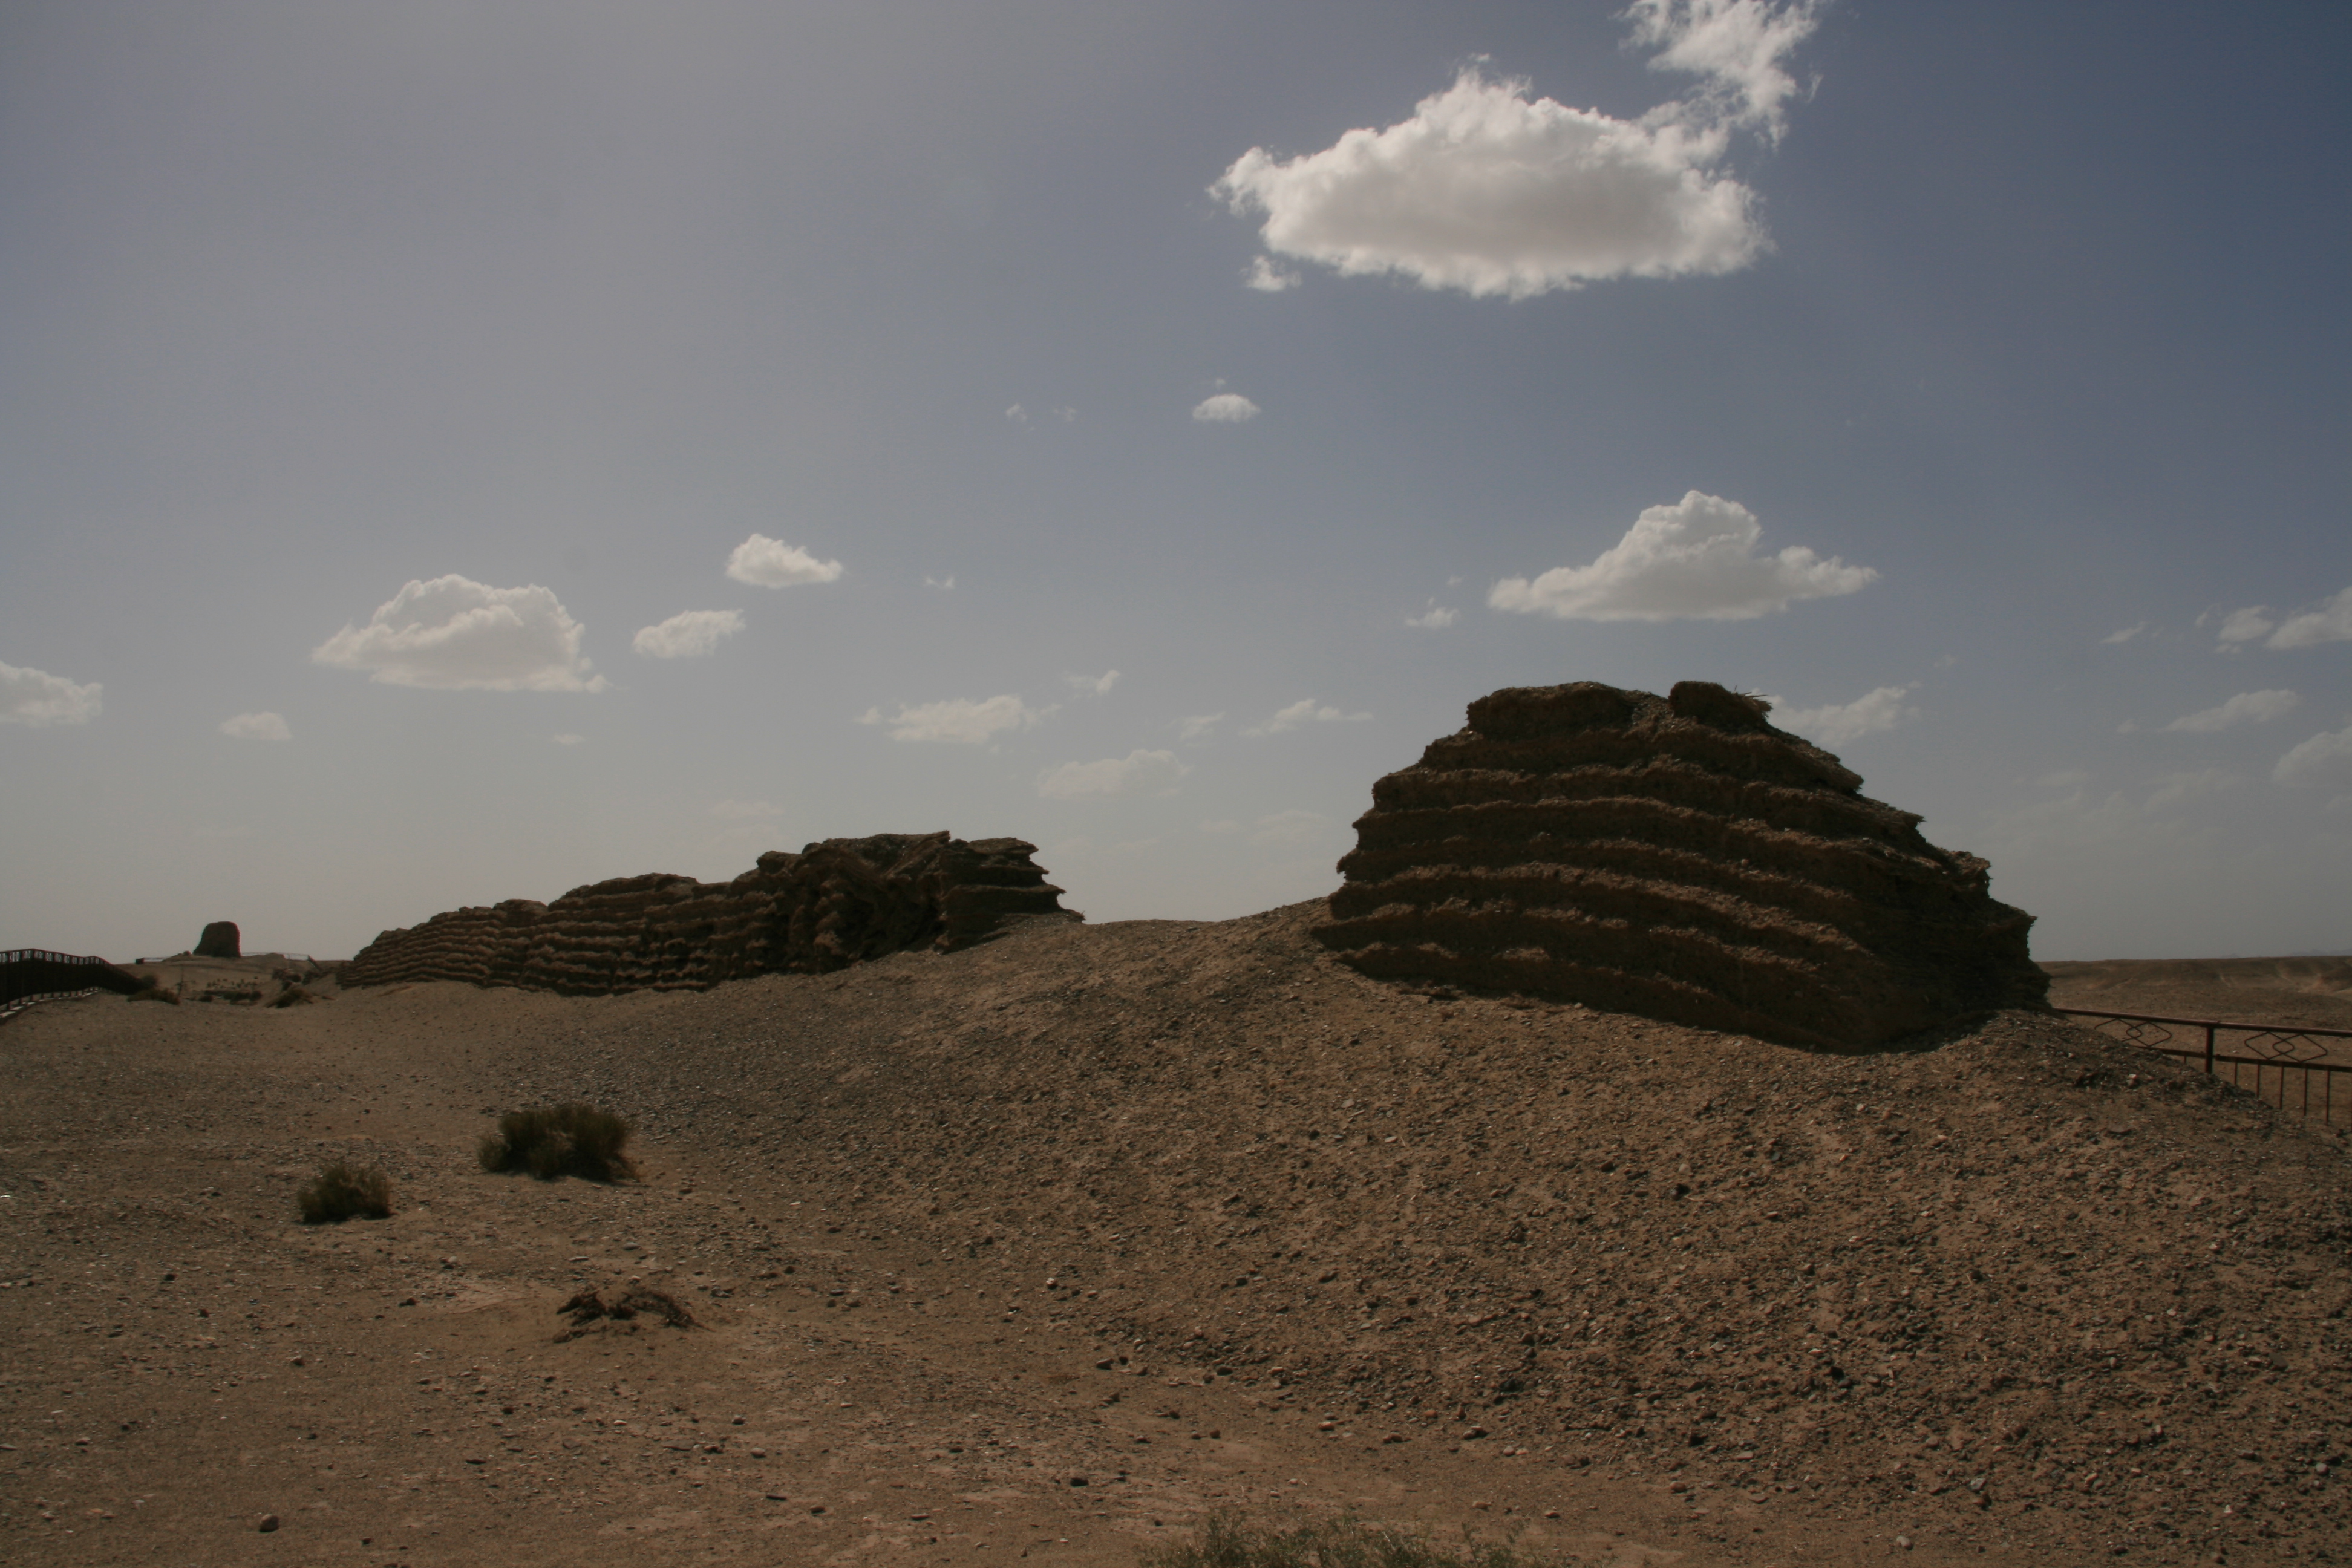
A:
[256,1513,279,1532]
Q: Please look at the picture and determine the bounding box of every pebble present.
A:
[257,1513,279,1532]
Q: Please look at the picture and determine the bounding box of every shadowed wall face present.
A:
[341,834,1070,995]
[1314,680,2048,1049]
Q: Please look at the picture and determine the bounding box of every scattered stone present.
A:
[256,1512,279,1532]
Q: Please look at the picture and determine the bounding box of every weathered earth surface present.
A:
[4,904,2347,1567]
[1314,681,2048,1051]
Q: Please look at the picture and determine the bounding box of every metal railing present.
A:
[2056,1008,2352,1127]
[1,948,148,1021]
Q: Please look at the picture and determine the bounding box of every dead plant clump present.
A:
[478,1102,635,1181]
[556,1286,696,1336]
[1140,1513,1575,1568]
[295,1161,393,1223]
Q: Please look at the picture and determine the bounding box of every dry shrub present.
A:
[297,1161,393,1223]
[479,1102,634,1182]
[1140,1514,1572,1568]
[128,982,178,1005]
[557,1286,696,1330]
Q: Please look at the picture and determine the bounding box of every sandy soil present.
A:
[4,907,2349,1567]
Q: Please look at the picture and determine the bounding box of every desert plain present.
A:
[2,909,2349,1567]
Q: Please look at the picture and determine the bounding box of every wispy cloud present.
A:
[925,575,956,590]
[857,694,1053,744]
[1245,256,1299,292]
[1491,491,1873,621]
[1250,809,1332,846]
[725,533,843,588]
[1036,749,1187,801]
[1766,685,1916,746]
[2221,585,2352,651]
[0,661,103,725]
[549,733,587,746]
[2276,724,2352,789]
[1406,603,1458,629]
[1246,698,1371,736]
[1178,713,1226,742]
[312,575,604,691]
[218,711,291,741]
[632,609,744,659]
[2164,690,2299,733]
[708,799,783,820]
[1064,669,1121,696]
[2101,622,2148,645]
[1192,393,1261,423]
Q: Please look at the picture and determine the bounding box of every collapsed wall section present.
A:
[341,833,1071,995]
[1313,680,2047,1049]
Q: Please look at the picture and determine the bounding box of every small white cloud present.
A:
[312,575,603,691]
[550,733,587,746]
[2216,606,2276,645]
[0,661,103,726]
[1192,393,1261,423]
[1005,404,1028,424]
[1490,491,1874,621]
[632,609,744,660]
[1626,0,1826,137]
[1405,604,1458,629]
[1064,670,1121,696]
[708,799,783,820]
[1036,748,1188,801]
[218,711,291,742]
[1245,256,1300,292]
[725,533,844,588]
[857,694,1053,745]
[1055,407,1077,423]
[1250,809,1331,846]
[2276,724,2352,789]
[1766,685,1916,746]
[1199,818,1240,835]
[925,575,956,590]
[2101,622,2148,645]
[2266,585,2352,650]
[1246,698,1372,736]
[1178,713,1226,742]
[2164,690,2300,733]
[2145,768,2239,811]
[2115,720,2138,734]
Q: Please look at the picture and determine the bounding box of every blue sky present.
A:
[3,1,2347,961]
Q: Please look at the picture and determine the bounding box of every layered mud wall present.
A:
[342,834,1071,995]
[1313,680,2047,1049]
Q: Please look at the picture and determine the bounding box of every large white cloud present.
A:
[1490,491,1874,621]
[0,661,103,725]
[857,694,1052,745]
[1036,749,1188,801]
[2275,725,2352,789]
[1768,685,1916,746]
[725,534,844,588]
[633,609,745,659]
[218,711,292,741]
[311,576,603,691]
[2164,690,2299,733]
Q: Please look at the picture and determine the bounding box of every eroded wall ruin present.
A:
[1313,680,2047,1049]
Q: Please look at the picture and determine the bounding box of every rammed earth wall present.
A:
[1313,680,2047,1049]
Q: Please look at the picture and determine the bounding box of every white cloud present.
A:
[1178,713,1226,742]
[1005,404,1028,424]
[218,711,291,741]
[1625,0,1825,137]
[1064,670,1121,696]
[632,609,744,660]
[1489,491,1874,621]
[725,533,843,588]
[0,661,102,726]
[311,575,603,691]
[708,799,782,820]
[2276,725,2352,789]
[1246,256,1299,292]
[1192,393,1261,423]
[2267,585,2352,650]
[2163,690,2300,733]
[2101,622,2148,645]
[857,694,1053,745]
[1405,604,1458,629]
[1250,809,1332,846]
[2216,606,2275,645]
[1246,698,1371,736]
[1766,685,1916,746]
[1036,748,1188,801]
[549,733,587,746]
[925,575,956,590]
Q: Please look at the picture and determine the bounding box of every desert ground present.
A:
[4,910,2349,1567]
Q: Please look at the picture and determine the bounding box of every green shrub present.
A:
[297,1161,393,1223]
[1138,1514,1577,1568]
[479,1103,635,1183]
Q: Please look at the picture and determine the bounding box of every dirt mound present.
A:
[340,832,1073,994]
[1313,680,2047,1050]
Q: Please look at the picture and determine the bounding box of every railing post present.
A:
[2204,1023,2216,1076]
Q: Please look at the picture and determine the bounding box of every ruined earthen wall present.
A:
[342,834,1070,995]
[1313,681,2047,1049]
